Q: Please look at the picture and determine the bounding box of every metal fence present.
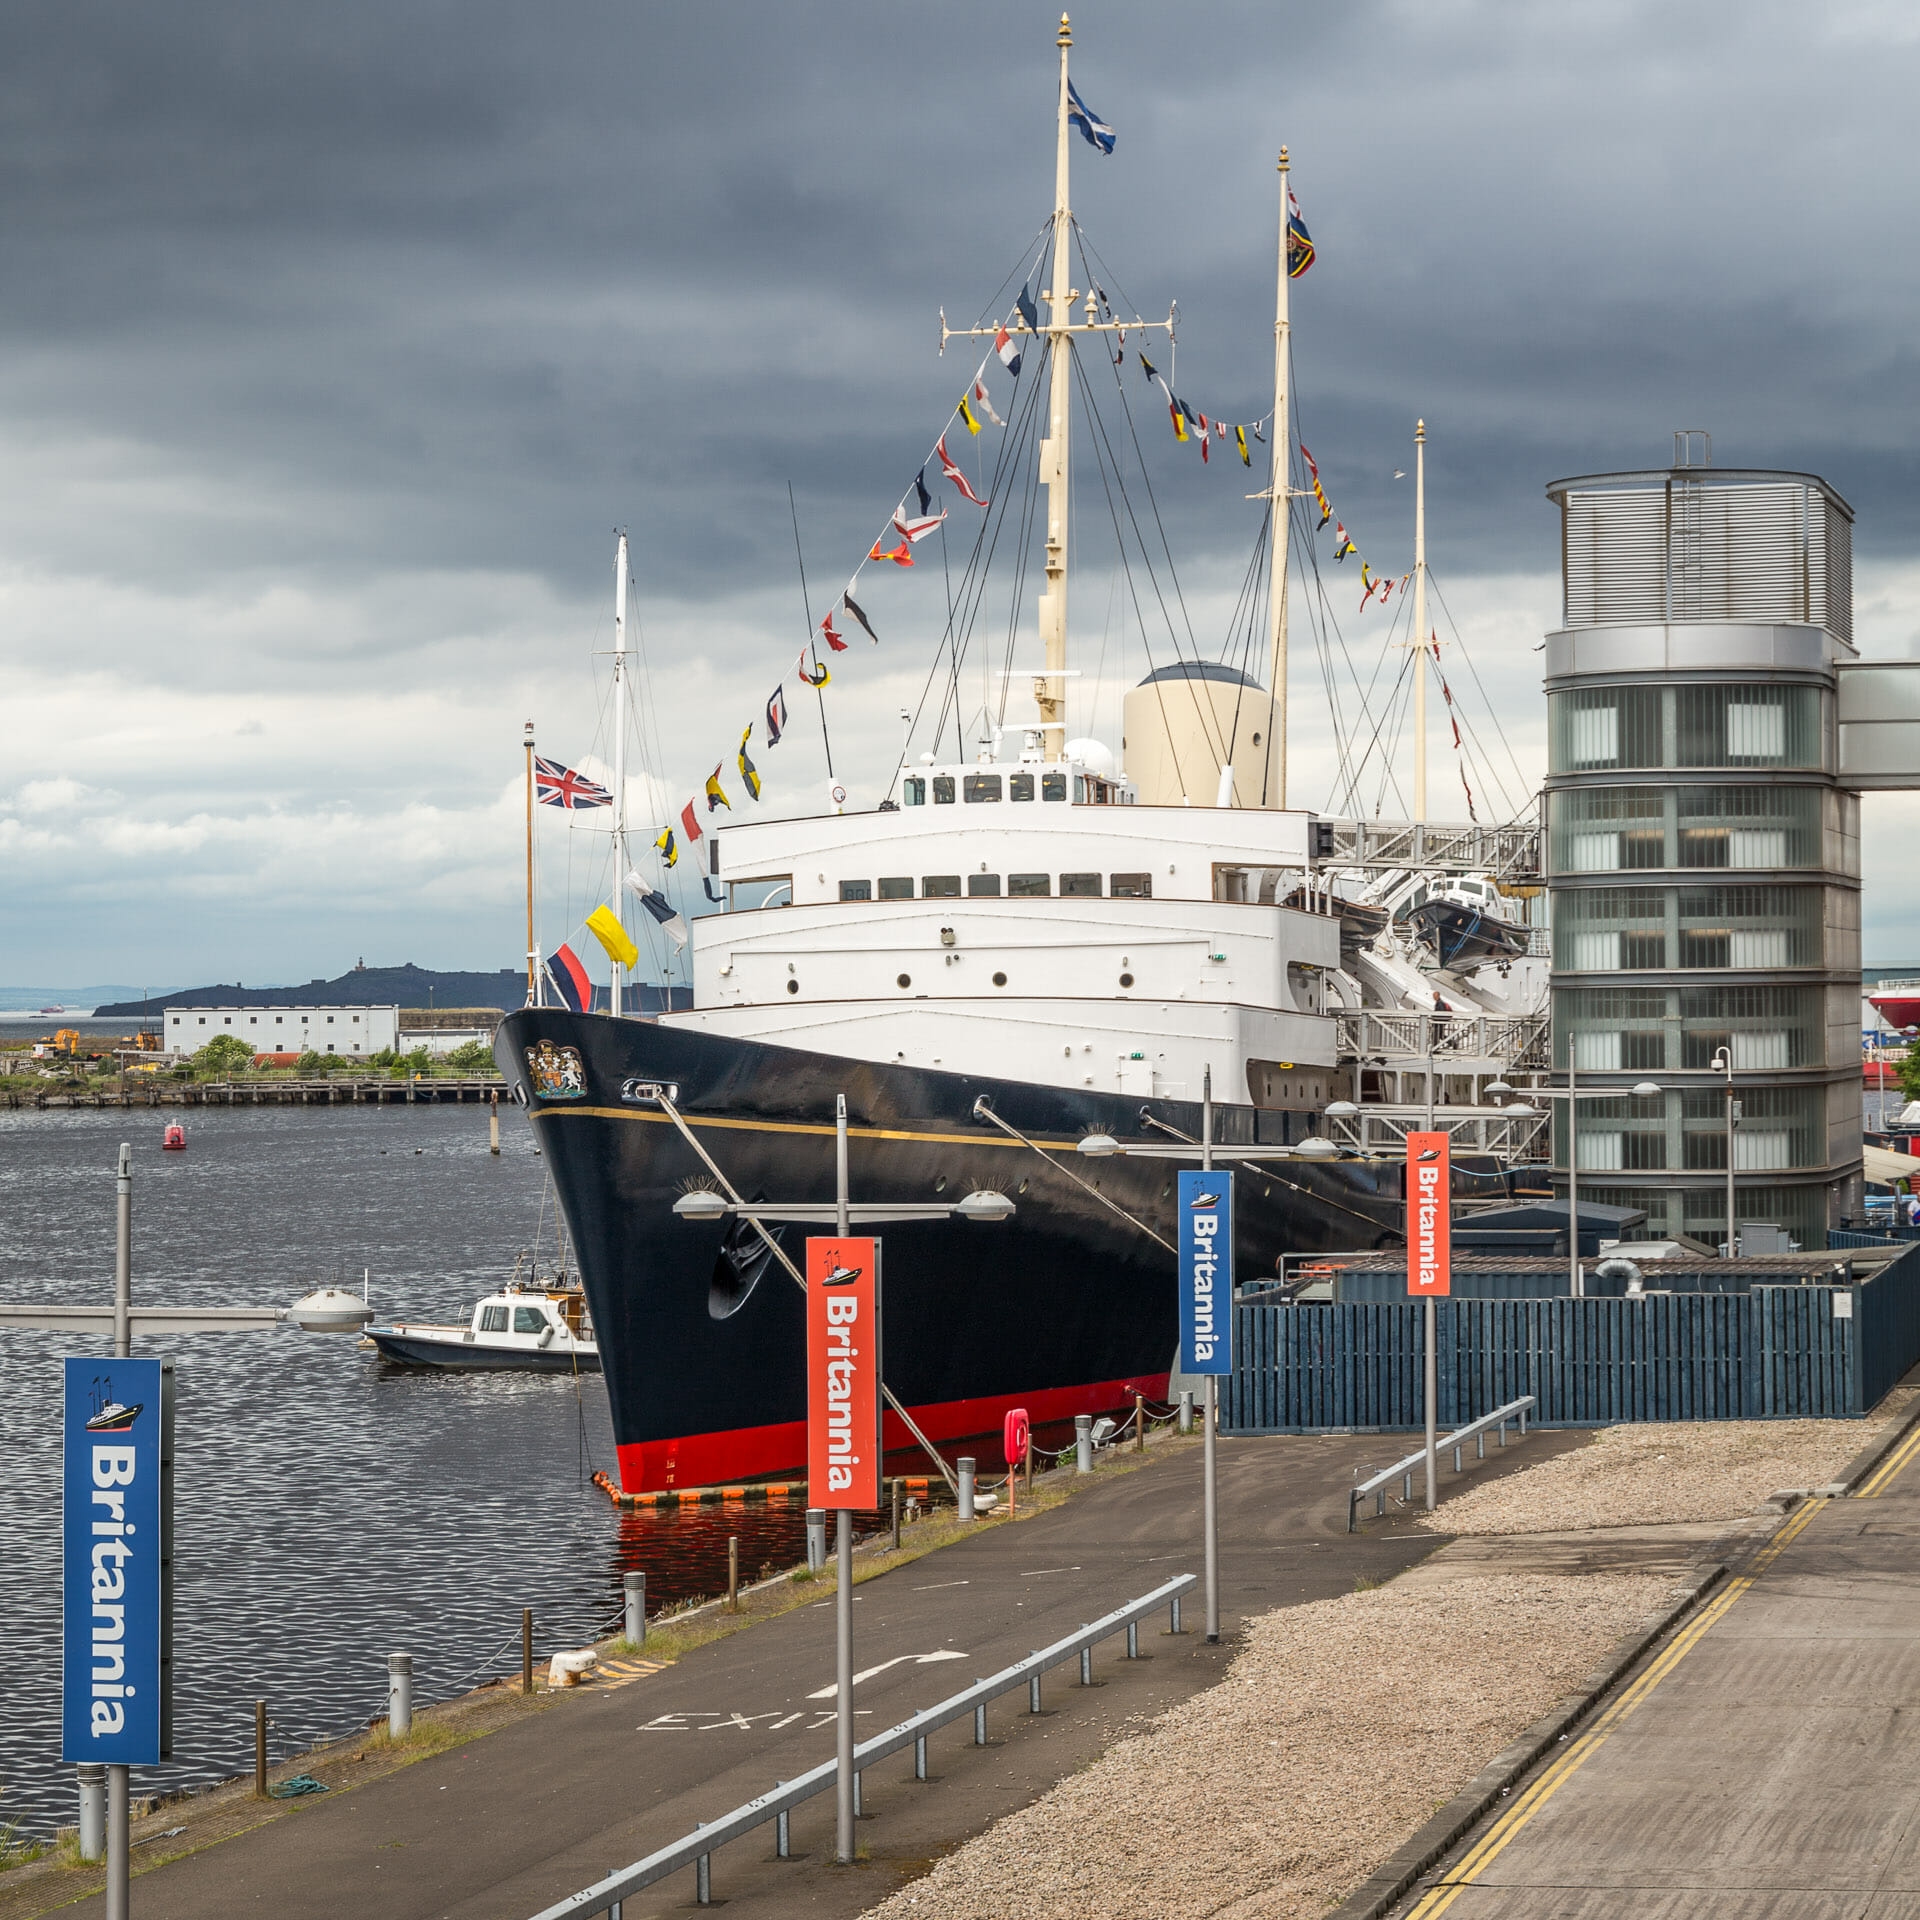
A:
[1227,1243,1920,1431]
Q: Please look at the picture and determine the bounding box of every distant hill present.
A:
[95,962,688,1018]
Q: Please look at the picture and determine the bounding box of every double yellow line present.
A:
[1856,1416,1920,1499]
[1402,1495,1829,1918]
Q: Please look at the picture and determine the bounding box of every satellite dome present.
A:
[1063,737,1116,774]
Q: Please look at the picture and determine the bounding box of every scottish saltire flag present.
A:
[1287,187,1314,278]
[535,756,613,809]
[1067,80,1115,154]
[547,942,592,1012]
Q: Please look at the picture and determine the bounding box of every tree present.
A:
[1896,1046,1920,1108]
[194,1033,255,1073]
[447,1039,494,1071]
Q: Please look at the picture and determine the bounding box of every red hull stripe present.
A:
[615,1373,1171,1496]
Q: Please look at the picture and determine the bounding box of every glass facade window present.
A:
[1554,1087,1825,1176]
[1554,883,1835,971]
[1578,1183,1828,1246]
[1549,684,1826,774]
[1550,785,1828,873]
[1553,983,1835,1073]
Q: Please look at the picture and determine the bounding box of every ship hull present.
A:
[365,1329,602,1373]
[497,1007,1402,1492]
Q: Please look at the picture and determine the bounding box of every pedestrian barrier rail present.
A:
[1347,1395,1534,1531]
[524,1573,1198,1918]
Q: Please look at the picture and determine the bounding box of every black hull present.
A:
[498,1008,1403,1490]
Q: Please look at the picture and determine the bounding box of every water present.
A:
[0,1106,817,1838]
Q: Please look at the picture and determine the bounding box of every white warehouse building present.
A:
[166,1005,401,1056]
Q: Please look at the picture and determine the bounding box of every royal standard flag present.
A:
[585,904,639,971]
[1287,187,1314,278]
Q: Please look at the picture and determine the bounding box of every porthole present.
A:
[897,973,912,989]
[992,971,1008,987]
[933,1174,949,1193]
[786,979,799,994]
[1118,971,1135,988]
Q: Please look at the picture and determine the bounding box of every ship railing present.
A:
[1347,1397,1536,1532]
[1317,817,1542,877]
[1323,1106,1550,1159]
[522,1573,1198,1918]
[1336,1011,1550,1070]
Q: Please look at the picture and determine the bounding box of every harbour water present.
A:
[0,1104,817,1838]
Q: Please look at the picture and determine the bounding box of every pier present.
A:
[2,1075,505,1111]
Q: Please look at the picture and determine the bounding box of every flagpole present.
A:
[1036,12,1074,763]
[612,530,630,1020]
[1266,150,1293,809]
[1413,420,1427,822]
[524,720,539,1007]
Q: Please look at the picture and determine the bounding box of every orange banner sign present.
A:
[807,1237,882,1510]
[1405,1131,1451,1297]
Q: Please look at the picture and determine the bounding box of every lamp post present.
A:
[1710,1045,1738,1257]
[0,1144,371,1913]
[1488,1080,1665,1293]
[671,1095,1012,1870]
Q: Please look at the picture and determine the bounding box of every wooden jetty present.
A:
[5,1075,506,1110]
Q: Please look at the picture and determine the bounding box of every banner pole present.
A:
[105,1765,129,1920]
[1202,1070,1220,1644]
[835,1507,853,1864]
[1424,1295,1437,1512]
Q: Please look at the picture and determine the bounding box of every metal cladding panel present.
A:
[1837,662,1920,790]
[1560,480,1852,645]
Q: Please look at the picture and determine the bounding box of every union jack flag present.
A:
[535,756,612,809]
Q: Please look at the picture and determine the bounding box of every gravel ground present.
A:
[1416,1399,1915,1537]
[863,1570,1671,1920]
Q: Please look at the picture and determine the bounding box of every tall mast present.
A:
[524,720,538,1006]
[611,531,630,1019]
[1265,151,1293,808]
[1412,420,1427,820]
[1035,13,1075,763]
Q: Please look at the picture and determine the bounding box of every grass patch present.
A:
[352,1717,476,1760]
[0,1825,52,1874]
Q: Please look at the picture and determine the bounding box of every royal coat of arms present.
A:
[525,1040,587,1099]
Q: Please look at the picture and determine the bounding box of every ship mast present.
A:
[611,531,630,1018]
[1035,14,1075,763]
[1412,421,1427,820]
[1265,151,1293,808]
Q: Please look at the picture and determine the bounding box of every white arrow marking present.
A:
[808,1650,967,1700]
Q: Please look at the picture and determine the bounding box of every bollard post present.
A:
[776,1809,790,1858]
[1134,1392,1146,1451]
[1029,1673,1042,1713]
[77,1765,106,1862]
[974,1704,987,1745]
[957,1457,976,1522]
[389,1653,413,1738]
[1080,1646,1092,1686]
[522,1608,533,1694]
[914,1734,927,1780]
[1171,1593,1184,1635]
[1024,1436,1033,1494]
[727,1536,740,1612]
[890,1478,901,1551]
[255,1699,268,1796]
[489,1088,501,1155]
[1127,1621,1139,1659]
[1075,1413,1093,1474]
[1179,1390,1194,1434]
[624,1570,646,1647]
[806,1508,826,1573]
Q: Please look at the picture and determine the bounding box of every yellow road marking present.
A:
[1857,1420,1920,1499]
[1403,1501,1830,1918]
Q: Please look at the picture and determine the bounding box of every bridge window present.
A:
[903,777,926,806]
[967,874,1002,896]
[1010,772,1035,801]
[1061,872,1102,897]
[479,1305,508,1333]
[1009,873,1050,896]
[840,880,872,901]
[932,775,956,804]
[879,877,913,900]
[964,774,1002,803]
[1110,873,1152,898]
[922,875,962,898]
[1042,772,1067,802]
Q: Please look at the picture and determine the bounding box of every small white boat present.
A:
[366,1279,599,1373]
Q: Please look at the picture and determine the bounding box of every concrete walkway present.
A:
[1392,1423,1920,1918]
[25,1426,1570,1920]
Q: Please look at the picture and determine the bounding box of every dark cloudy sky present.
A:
[5,0,1919,995]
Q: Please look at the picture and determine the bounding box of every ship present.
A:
[498,20,1547,1493]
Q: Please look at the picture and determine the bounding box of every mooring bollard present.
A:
[957,1456,976,1522]
[489,1088,500,1155]
[1179,1390,1194,1434]
[522,1608,534,1694]
[76,1764,106,1861]
[624,1570,646,1646]
[1075,1413,1093,1474]
[1134,1392,1146,1451]
[727,1535,740,1611]
[254,1700,268,1796]
[389,1653,413,1738]
[890,1478,902,1551]
[806,1508,826,1572]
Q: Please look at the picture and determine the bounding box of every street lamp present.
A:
[1710,1045,1738,1258]
[1486,1078,1662,1297]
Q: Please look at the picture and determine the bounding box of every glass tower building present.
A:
[1543,456,1862,1248]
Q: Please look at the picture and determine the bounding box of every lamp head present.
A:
[1502,1102,1541,1118]
[1076,1134,1120,1158]
[1631,1081,1662,1100]
[672,1190,729,1221]
[1324,1100,1360,1117]
[1484,1080,1514,1098]
[954,1189,1015,1222]
[1295,1136,1338,1159]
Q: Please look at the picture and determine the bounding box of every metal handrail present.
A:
[525,1573,1198,1918]
[1346,1396,1535,1532]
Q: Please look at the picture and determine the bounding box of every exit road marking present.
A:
[808,1650,967,1699]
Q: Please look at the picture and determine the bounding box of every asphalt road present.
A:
[53,1426,1579,1919]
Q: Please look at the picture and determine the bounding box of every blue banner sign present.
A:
[1177,1169,1234,1375]
[63,1357,170,1766]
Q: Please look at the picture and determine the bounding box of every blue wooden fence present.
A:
[1227,1244,1920,1432]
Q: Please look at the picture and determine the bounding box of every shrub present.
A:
[194,1033,255,1073]
[447,1040,494,1071]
